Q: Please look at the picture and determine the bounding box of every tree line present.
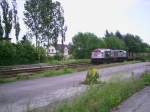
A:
[0,0,66,48]
[0,0,149,64]
[0,0,66,65]
[70,31,150,59]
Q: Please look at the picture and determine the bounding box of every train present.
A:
[91,48,128,64]
[91,48,150,64]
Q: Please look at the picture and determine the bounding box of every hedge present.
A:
[0,41,46,66]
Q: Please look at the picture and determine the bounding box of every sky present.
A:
[10,0,150,44]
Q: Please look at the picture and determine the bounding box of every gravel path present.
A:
[0,62,149,112]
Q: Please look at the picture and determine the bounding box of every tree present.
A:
[105,30,114,37]
[12,0,20,41]
[0,0,13,39]
[24,0,66,50]
[105,30,110,37]
[24,0,42,47]
[124,34,143,52]
[39,0,67,51]
[70,32,106,59]
[104,36,126,50]
[0,16,3,38]
[115,30,123,40]
[53,1,67,54]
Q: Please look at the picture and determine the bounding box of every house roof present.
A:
[56,44,68,50]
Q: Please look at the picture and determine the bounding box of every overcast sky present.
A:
[11,0,150,44]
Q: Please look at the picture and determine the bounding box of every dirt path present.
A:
[0,62,149,112]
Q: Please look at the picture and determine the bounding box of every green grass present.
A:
[47,59,90,65]
[53,72,150,112]
[0,61,142,84]
[0,68,74,84]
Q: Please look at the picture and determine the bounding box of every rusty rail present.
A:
[0,63,90,78]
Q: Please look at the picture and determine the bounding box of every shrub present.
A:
[0,41,46,65]
[141,72,150,85]
[54,53,63,61]
[0,41,16,65]
[84,68,100,84]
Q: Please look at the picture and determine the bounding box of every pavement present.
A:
[0,62,149,112]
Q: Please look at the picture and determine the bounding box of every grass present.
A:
[0,60,142,84]
[0,67,74,84]
[50,72,150,112]
[47,59,90,65]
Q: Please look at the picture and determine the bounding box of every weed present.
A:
[54,72,150,112]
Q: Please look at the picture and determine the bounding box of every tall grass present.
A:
[54,72,150,112]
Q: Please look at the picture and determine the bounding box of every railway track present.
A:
[0,63,91,78]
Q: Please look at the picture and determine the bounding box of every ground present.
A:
[112,87,150,112]
[0,62,149,112]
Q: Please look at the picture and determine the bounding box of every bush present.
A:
[83,68,100,84]
[54,53,63,61]
[141,72,150,85]
[0,41,16,65]
[55,73,150,112]
[0,41,46,65]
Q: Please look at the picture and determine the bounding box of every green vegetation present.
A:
[83,68,100,85]
[54,72,150,112]
[47,59,90,65]
[34,67,73,77]
[24,0,66,49]
[104,36,126,50]
[0,67,73,83]
[70,31,150,59]
[70,32,106,59]
[0,41,46,65]
[0,61,140,84]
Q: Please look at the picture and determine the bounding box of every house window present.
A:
[52,49,54,52]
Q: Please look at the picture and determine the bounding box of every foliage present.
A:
[16,73,30,80]
[0,0,13,39]
[53,53,63,61]
[70,32,106,59]
[104,30,150,53]
[55,72,150,112]
[0,41,16,65]
[24,0,66,50]
[141,72,150,85]
[0,16,3,38]
[24,0,42,47]
[0,41,46,65]
[84,68,100,84]
[104,36,126,50]
[124,34,142,52]
[12,0,20,41]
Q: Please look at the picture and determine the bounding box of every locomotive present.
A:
[91,48,127,64]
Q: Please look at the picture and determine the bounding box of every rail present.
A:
[0,63,91,78]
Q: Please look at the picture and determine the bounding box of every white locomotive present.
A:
[91,48,127,64]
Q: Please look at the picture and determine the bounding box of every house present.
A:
[47,46,57,56]
[47,44,69,57]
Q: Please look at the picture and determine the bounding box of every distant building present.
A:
[47,44,69,57]
[47,46,57,56]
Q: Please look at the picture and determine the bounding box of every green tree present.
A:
[24,0,42,47]
[115,30,123,40]
[0,0,13,39]
[104,36,126,50]
[70,32,106,59]
[24,0,66,50]
[39,0,66,52]
[124,34,143,52]
[0,16,3,38]
[12,0,20,41]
